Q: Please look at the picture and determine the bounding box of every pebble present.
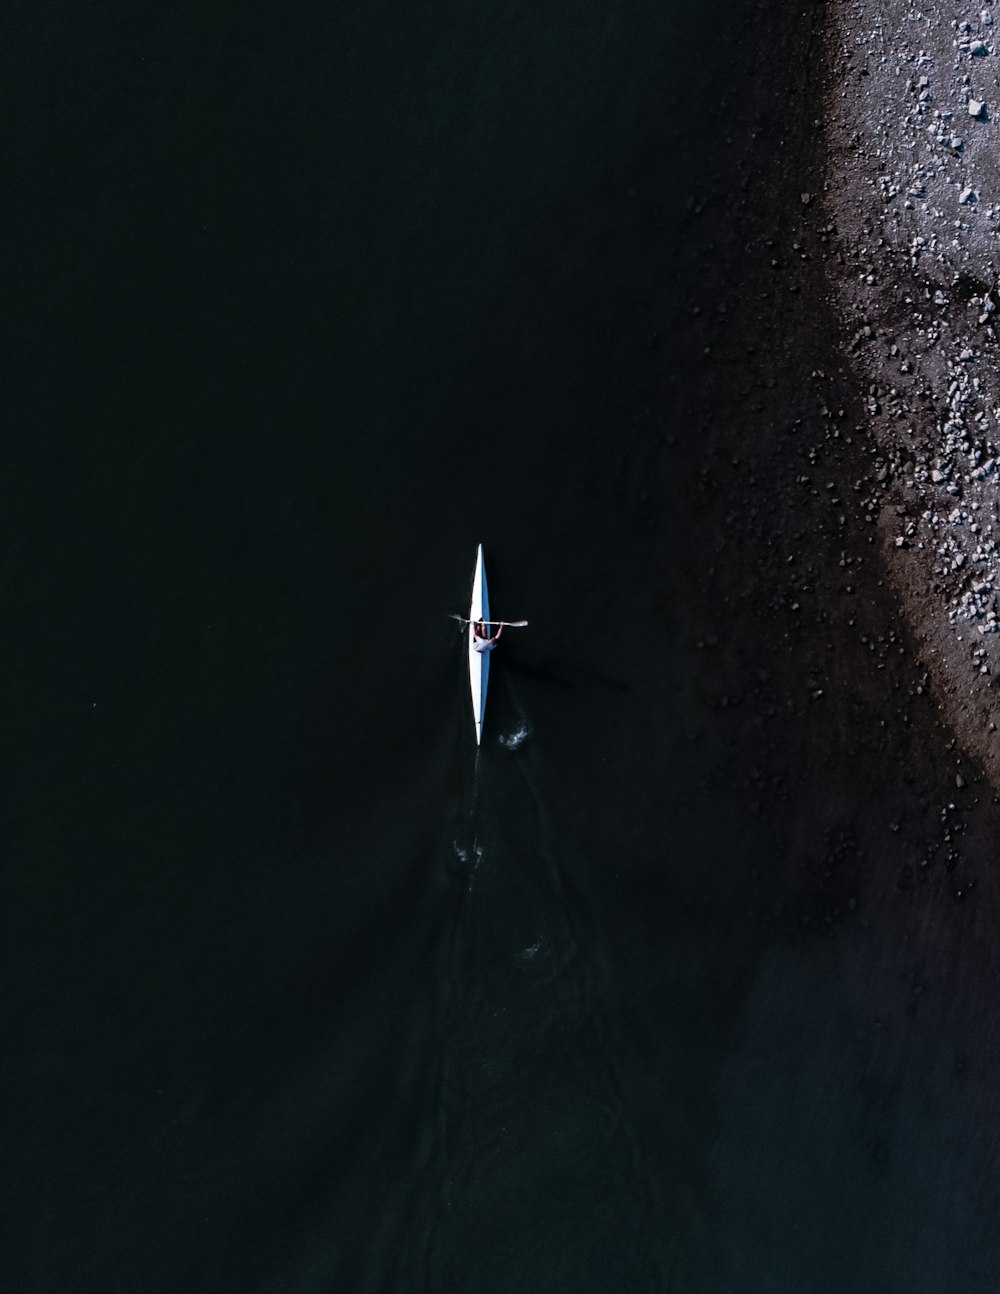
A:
[968,98,985,117]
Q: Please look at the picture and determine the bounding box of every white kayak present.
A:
[469,544,490,746]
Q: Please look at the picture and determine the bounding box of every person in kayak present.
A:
[472,619,503,653]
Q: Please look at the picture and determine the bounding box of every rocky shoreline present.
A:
[604,0,1000,1029]
[634,0,997,908]
[825,0,1000,782]
[641,0,1000,903]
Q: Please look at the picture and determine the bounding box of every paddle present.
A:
[449,615,529,629]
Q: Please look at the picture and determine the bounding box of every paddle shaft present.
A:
[450,616,528,628]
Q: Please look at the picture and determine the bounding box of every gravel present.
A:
[826,0,1000,778]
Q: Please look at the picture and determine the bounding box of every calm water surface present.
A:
[8,2,999,1291]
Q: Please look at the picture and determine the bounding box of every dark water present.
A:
[8,2,1000,1291]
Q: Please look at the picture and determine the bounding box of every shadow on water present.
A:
[500,650,631,695]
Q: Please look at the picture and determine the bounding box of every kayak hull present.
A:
[469,545,489,745]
